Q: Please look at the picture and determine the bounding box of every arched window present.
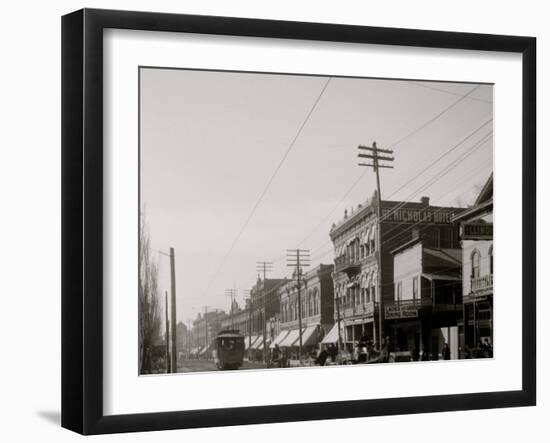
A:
[489,245,493,275]
[369,227,376,255]
[471,249,481,279]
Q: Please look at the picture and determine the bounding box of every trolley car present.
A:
[213,330,245,370]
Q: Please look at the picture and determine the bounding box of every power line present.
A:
[285,85,488,255]
[378,132,493,244]
[378,130,493,228]
[409,81,493,104]
[388,84,480,148]
[299,127,493,262]
[202,77,332,295]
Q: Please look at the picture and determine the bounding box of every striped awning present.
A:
[321,324,340,344]
[279,329,300,347]
[270,330,290,348]
[245,335,258,350]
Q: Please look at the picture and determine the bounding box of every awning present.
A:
[251,335,264,350]
[422,273,461,281]
[279,327,318,347]
[279,328,300,347]
[321,324,340,344]
[270,330,290,348]
[197,346,206,355]
[245,335,258,350]
[301,325,320,347]
[344,317,374,326]
[255,337,270,351]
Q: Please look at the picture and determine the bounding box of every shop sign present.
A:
[462,222,493,240]
[385,304,419,319]
[381,208,455,224]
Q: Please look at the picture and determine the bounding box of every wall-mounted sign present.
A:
[381,208,455,224]
[385,304,419,319]
[462,222,493,240]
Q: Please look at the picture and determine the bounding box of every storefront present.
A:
[389,236,463,360]
[452,173,493,358]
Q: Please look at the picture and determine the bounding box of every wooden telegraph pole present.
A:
[169,247,177,373]
[256,261,273,364]
[286,249,310,364]
[225,287,238,329]
[357,142,394,350]
[165,291,170,373]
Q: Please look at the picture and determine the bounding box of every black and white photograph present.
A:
[138,68,494,375]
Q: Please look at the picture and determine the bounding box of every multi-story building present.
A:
[389,236,462,360]
[329,191,465,351]
[452,174,493,356]
[272,264,334,360]
[249,277,286,359]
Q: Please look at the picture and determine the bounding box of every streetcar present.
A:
[213,330,245,370]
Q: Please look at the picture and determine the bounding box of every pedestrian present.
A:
[412,346,420,362]
[271,344,281,367]
[442,342,451,360]
[315,346,328,366]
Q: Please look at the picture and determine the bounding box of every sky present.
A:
[139,68,493,326]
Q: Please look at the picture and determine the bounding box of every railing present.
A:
[342,302,376,318]
[471,274,493,292]
[280,315,321,329]
[334,257,361,273]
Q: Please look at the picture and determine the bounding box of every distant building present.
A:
[220,300,251,342]
[191,310,227,357]
[452,174,493,356]
[175,321,188,355]
[272,264,334,360]
[247,277,286,358]
[330,192,465,351]
[220,277,286,359]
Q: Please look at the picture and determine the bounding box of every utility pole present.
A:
[187,318,192,359]
[202,305,209,358]
[242,290,252,354]
[225,287,238,329]
[169,247,177,373]
[286,249,310,364]
[336,291,342,352]
[256,261,273,364]
[165,291,170,373]
[357,142,394,350]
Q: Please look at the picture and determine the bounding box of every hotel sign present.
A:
[385,304,419,319]
[462,222,493,240]
[381,208,455,224]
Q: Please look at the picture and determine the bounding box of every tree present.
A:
[139,216,162,374]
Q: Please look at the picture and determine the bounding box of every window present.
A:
[369,228,376,254]
[413,277,418,300]
[396,281,403,301]
[489,245,493,274]
[471,249,481,279]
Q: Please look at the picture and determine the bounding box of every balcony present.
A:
[334,257,361,275]
[342,301,376,318]
[471,274,493,293]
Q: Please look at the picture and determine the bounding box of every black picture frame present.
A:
[61,8,536,435]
